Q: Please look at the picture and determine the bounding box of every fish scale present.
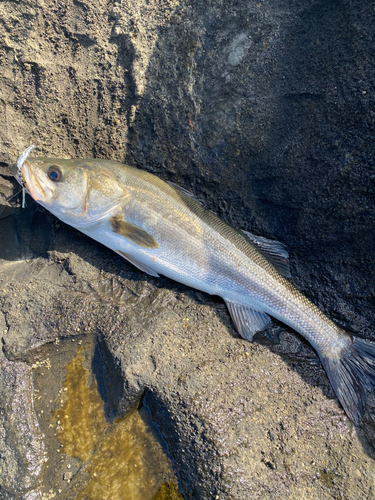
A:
[13,146,375,426]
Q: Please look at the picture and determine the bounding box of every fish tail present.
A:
[320,334,375,425]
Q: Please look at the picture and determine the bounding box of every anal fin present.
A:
[225,300,271,341]
[116,250,160,277]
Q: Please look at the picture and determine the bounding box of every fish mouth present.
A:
[21,161,52,202]
[16,146,53,203]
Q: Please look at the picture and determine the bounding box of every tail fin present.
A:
[320,335,375,426]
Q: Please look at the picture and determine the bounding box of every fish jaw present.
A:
[15,146,54,203]
[21,160,54,202]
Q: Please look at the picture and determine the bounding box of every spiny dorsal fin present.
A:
[167,181,207,207]
[225,300,272,341]
[111,216,159,249]
[116,250,160,277]
[242,230,291,278]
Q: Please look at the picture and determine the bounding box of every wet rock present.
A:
[0,351,45,499]
[63,472,73,482]
[0,250,374,498]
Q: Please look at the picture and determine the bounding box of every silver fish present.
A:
[13,146,375,425]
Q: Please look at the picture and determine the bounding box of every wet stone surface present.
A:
[31,336,181,500]
[0,242,374,499]
[1,0,375,498]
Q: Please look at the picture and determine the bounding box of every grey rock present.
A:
[0,351,45,499]
[63,471,73,481]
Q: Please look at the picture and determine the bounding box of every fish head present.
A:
[16,147,128,228]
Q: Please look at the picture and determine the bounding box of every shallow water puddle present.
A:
[32,337,183,500]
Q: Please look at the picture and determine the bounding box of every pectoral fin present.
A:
[116,251,160,277]
[225,300,271,341]
[111,216,159,249]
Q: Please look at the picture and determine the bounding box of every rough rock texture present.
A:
[1,0,375,498]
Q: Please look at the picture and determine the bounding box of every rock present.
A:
[0,351,45,498]
[63,472,73,482]
[1,0,375,498]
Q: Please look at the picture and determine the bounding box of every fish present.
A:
[13,145,375,426]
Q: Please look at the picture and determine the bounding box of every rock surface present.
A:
[1,0,375,498]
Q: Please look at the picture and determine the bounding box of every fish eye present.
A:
[47,166,63,182]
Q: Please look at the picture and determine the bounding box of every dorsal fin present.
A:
[242,230,291,278]
[167,181,207,207]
